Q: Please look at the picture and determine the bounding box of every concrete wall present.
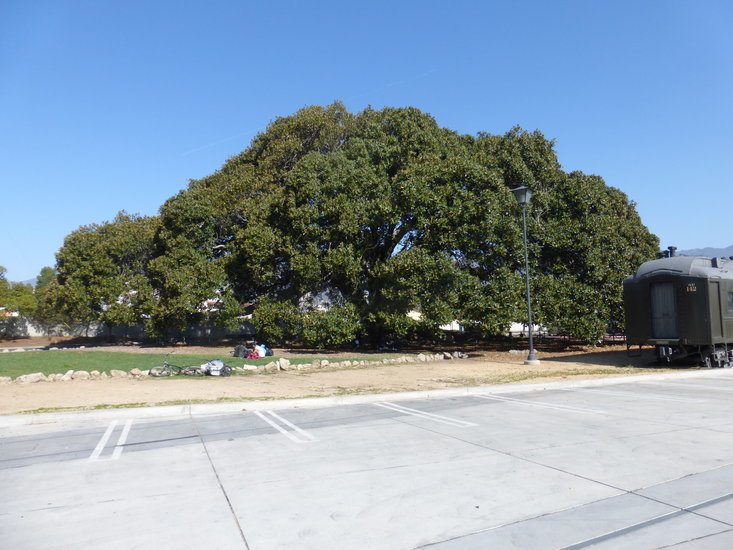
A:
[0,318,256,341]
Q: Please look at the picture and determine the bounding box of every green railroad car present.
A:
[623,249,733,367]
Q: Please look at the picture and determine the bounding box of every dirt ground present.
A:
[0,337,681,415]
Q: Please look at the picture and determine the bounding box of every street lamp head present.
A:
[510,185,533,207]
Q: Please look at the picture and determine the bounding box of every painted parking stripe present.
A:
[374,402,477,427]
[254,411,317,443]
[88,420,134,462]
[266,411,318,442]
[477,394,606,414]
[640,381,733,393]
[88,421,118,462]
[111,420,134,460]
[573,387,703,403]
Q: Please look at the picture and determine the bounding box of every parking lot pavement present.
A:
[3,372,733,549]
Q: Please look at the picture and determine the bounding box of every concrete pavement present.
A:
[3,370,733,548]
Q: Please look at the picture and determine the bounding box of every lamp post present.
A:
[511,185,540,365]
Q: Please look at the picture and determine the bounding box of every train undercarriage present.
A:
[654,343,733,368]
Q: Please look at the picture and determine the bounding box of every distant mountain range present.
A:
[678,245,733,258]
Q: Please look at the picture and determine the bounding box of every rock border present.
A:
[2,352,468,384]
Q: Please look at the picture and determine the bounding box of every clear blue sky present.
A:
[2,0,732,282]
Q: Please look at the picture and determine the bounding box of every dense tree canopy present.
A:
[0,266,36,317]
[51,212,159,335]
[145,103,658,343]
[48,103,659,345]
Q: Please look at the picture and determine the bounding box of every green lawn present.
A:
[0,351,294,379]
[0,350,405,379]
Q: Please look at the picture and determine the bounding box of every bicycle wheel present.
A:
[167,364,182,375]
[220,365,233,377]
[149,365,173,377]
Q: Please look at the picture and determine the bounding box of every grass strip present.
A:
[0,350,408,379]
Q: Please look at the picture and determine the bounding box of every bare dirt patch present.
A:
[0,341,684,415]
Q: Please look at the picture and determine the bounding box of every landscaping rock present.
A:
[277,358,293,370]
[0,376,12,384]
[90,370,101,380]
[129,368,142,378]
[15,372,47,384]
[100,372,109,379]
[72,370,90,380]
[110,369,128,378]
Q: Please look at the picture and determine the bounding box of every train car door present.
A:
[709,281,723,339]
[651,282,677,338]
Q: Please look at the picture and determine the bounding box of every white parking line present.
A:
[88,421,118,462]
[477,394,606,414]
[640,381,733,393]
[573,387,703,403]
[374,402,477,427]
[254,411,317,443]
[88,420,134,462]
[111,420,134,460]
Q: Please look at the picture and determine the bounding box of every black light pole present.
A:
[511,186,540,365]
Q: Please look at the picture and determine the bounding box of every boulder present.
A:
[110,369,128,378]
[71,370,90,380]
[277,358,293,371]
[90,370,101,380]
[261,362,277,372]
[129,368,142,378]
[443,352,453,360]
[417,353,427,362]
[0,376,12,384]
[15,372,47,383]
